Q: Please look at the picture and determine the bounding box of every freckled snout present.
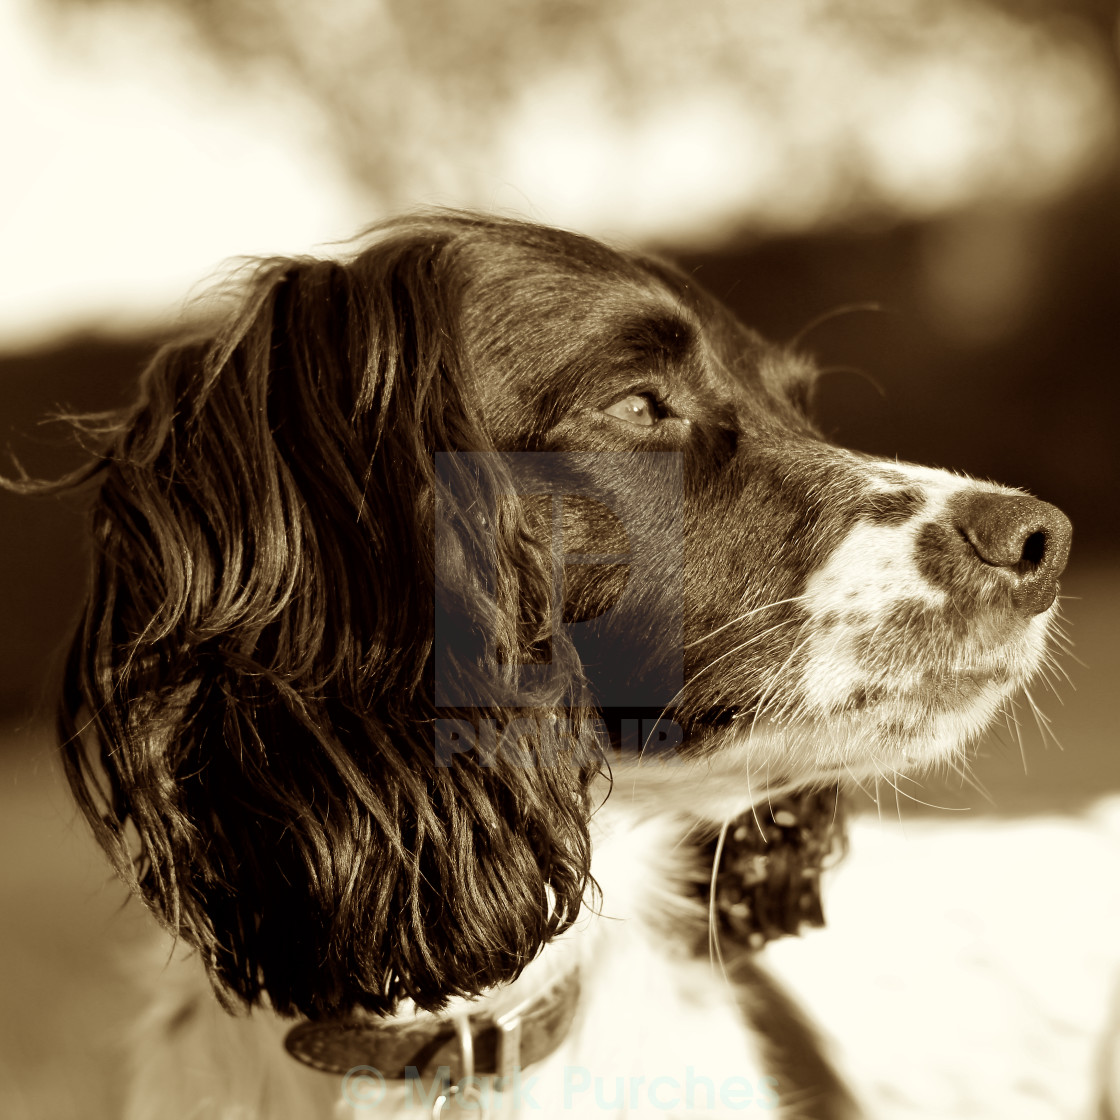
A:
[947,491,1072,615]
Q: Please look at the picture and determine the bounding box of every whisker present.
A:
[841,764,876,803]
[786,301,885,350]
[640,618,803,760]
[744,766,766,840]
[687,619,802,683]
[1022,685,1063,752]
[683,594,806,650]
[1047,655,1076,690]
[1004,697,1029,774]
[708,818,731,984]
[874,762,967,813]
[945,757,995,806]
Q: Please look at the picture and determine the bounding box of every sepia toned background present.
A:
[1,0,1118,1117]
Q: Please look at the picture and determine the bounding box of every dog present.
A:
[46,211,1071,1118]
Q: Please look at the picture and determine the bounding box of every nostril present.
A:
[1020,530,1047,571]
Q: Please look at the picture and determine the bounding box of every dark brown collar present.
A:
[284,969,581,1083]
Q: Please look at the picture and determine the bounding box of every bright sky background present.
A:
[0,1,366,349]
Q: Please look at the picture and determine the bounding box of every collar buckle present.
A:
[432,1014,487,1118]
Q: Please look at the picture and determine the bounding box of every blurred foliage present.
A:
[43,0,1120,242]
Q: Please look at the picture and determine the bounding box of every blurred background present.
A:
[1,0,1118,1116]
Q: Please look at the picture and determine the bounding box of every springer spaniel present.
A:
[48,212,1070,1118]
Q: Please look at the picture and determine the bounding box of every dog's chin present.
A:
[791,677,1015,776]
[798,600,1056,772]
[665,615,1057,818]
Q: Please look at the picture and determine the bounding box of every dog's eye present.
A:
[603,394,660,427]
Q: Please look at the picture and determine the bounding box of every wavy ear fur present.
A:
[58,218,599,1019]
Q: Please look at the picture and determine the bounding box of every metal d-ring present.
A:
[431,1082,486,1118]
[431,1014,486,1119]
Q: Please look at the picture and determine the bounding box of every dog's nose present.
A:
[949,491,1072,615]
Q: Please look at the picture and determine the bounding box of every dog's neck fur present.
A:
[328,766,845,1116]
[349,775,782,1118]
[375,763,722,1029]
[128,769,852,1120]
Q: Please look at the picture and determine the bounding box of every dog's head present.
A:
[57,212,1069,1019]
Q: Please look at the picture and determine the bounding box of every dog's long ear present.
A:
[59,225,599,1019]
